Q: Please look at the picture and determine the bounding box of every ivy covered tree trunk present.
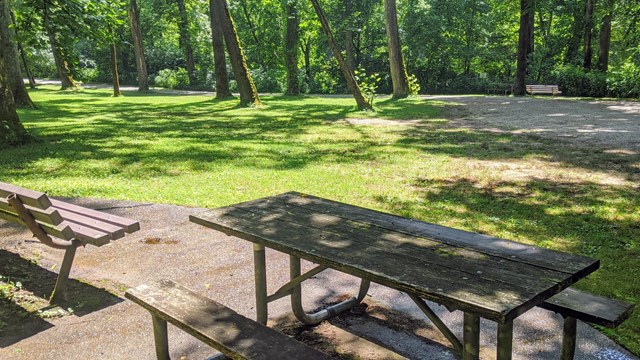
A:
[44,9,77,90]
[384,0,409,99]
[515,0,533,96]
[0,0,33,107]
[129,0,149,91]
[176,0,196,86]
[211,0,260,106]
[284,0,300,95]
[209,0,232,98]
[309,0,372,111]
[0,49,29,148]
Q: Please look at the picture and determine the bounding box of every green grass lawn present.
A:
[3,86,640,354]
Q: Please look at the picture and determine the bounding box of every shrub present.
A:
[250,68,283,93]
[153,68,190,90]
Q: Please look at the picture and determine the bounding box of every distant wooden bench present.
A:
[125,279,331,360]
[526,84,562,96]
[539,287,634,360]
[486,83,513,95]
[0,181,140,302]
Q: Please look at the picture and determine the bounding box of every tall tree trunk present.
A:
[344,0,355,71]
[583,0,594,69]
[209,0,232,98]
[18,43,36,89]
[44,8,77,90]
[597,0,614,72]
[0,0,33,107]
[309,0,371,110]
[210,0,260,106]
[176,0,196,86]
[566,1,584,65]
[110,33,121,97]
[284,0,300,95]
[515,0,533,96]
[384,0,409,99]
[301,37,311,89]
[0,45,29,148]
[129,0,149,91]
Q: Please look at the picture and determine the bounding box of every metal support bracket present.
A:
[290,255,370,325]
[408,293,463,353]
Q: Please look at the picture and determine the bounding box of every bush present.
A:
[250,68,283,93]
[153,68,190,90]
[607,63,640,98]
[553,65,607,97]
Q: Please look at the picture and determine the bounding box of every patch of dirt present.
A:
[430,95,640,151]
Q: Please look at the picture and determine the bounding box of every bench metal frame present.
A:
[1,182,139,303]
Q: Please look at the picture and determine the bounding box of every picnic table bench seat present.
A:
[539,287,634,360]
[0,181,139,302]
[125,279,331,360]
[526,84,562,96]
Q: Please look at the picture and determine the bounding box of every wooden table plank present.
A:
[269,192,598,275]
[191,193,599,323]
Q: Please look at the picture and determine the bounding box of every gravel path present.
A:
[429,95,640,152]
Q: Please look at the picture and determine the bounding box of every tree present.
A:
[383,0,409,99]
[44,6,78,90]
[515,0,533,95]
[175,0,196,85]
[309,0,372,110]
[0,0,33,107]
[210,0,260,106]
[597,0,614,71]
[0,19,29,148]
[209,0,232,98]
[583,0,594,69]
[129,0,149,91]
[284,0,300,95]
[110,28,121,97]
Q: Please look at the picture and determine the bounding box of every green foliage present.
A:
[250,68,283,93]
[553,65,640,98]
[154,68,190,89]
[354,68,382,104]
[407,74,421,95]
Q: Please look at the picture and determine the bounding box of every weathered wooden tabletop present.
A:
[191,192,599,323]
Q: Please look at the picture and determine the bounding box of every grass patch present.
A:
[3,86,640,354]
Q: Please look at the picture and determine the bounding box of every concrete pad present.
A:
[0,198,636,359]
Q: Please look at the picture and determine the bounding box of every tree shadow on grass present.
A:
[0,250,122,347]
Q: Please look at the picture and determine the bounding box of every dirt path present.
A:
[429,95,640,152]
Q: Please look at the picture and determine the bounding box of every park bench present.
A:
[125,279,331,360]
[0,181,139,302]
[526,84,562,96]
[540,287,634,360]
[486,83,513,95]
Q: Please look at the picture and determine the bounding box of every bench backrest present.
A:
[526,85,561,94]
[0,181,139,246]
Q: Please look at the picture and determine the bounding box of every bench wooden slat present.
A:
[125,280,331,360]
[0,197,64,226]
[51,199,140,233]
[0,209,75,241]
[0,181,52,209]
[540,287,634,328]
[60,221,111,246]
[56,208,125,240]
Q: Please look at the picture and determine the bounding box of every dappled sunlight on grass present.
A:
[3,86,639,354]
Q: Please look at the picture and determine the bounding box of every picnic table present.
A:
[190,192,600,360]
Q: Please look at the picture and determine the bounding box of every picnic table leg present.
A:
[253,244,268,325]
[152,315,170,360]
[50,239,81,303]
[560,317,577,360]
[463,313,480,360]
[290,255,370,325]
[497,320,513,360]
